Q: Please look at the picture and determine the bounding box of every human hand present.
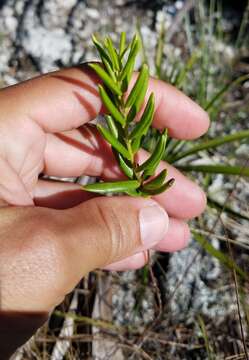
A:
[0,64,209,314]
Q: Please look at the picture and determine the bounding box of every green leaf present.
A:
[129,93,155,139]
[177,164,249,177]
[89,63,122,96]
[118,153,134,179]
[125,189,144,197]
[92,35,113,68]
[97,124,131,161]
[104,37,120,71]
[82,180,140,194]
[98,85,125,126]
[119,32,126,57]
[105,115,118,138]
[137,129,167,173]
[168,130,249,163]
[131,135,143,154]
[193,232,247,280]
[141,178,175,195]
[197,316,214,360]
[102,59,116,81]
[125,63,149,111]
[91,36,116,80]
[126,104,137,124]
[120,35,140,90]
[142,169,167,190]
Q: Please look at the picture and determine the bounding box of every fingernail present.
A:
[139,203,168,251]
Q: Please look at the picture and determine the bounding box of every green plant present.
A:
[82,33,174,197]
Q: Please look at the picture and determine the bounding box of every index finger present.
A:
[0,64,209,138]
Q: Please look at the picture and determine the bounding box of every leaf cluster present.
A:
[83,33,174,196]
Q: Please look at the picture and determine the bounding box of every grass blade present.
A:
[193,232,247,280]
[177,164,249,177]
[169,130,249,163]
[207,196,249,222]
[205,74,249,112]
[198,315,214,360]
[155,21,165,78]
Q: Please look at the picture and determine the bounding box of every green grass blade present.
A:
[198,315,214,360]
[193,232,247,280]
[155,21,165,78]
[177,164,249,177]
[105,115,118,138]
[82,180,140,194]
[136,22,148,66]
[169,130,249,163]
[129,93,155,140]
[205,74,249,112]
[174,50,199,88]
[125,64,149,110]
[89,63,122,97]
[137,130,167,173]
[98,85,125,126]
[207,197,249,222]
[97,124,131,160]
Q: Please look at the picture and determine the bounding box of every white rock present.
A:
[23,27,72,71]
[85,8,99,20]
[4,16,18,32]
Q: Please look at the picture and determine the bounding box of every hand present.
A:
[0,64,209,354]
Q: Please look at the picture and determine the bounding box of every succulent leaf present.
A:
[98,85,125,126]
[97,124,131,161]
[82,180,140,194]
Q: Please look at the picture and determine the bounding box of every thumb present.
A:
[61,196,168,280]
[0,198,168,313]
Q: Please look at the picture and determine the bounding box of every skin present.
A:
[0,64,209,357]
